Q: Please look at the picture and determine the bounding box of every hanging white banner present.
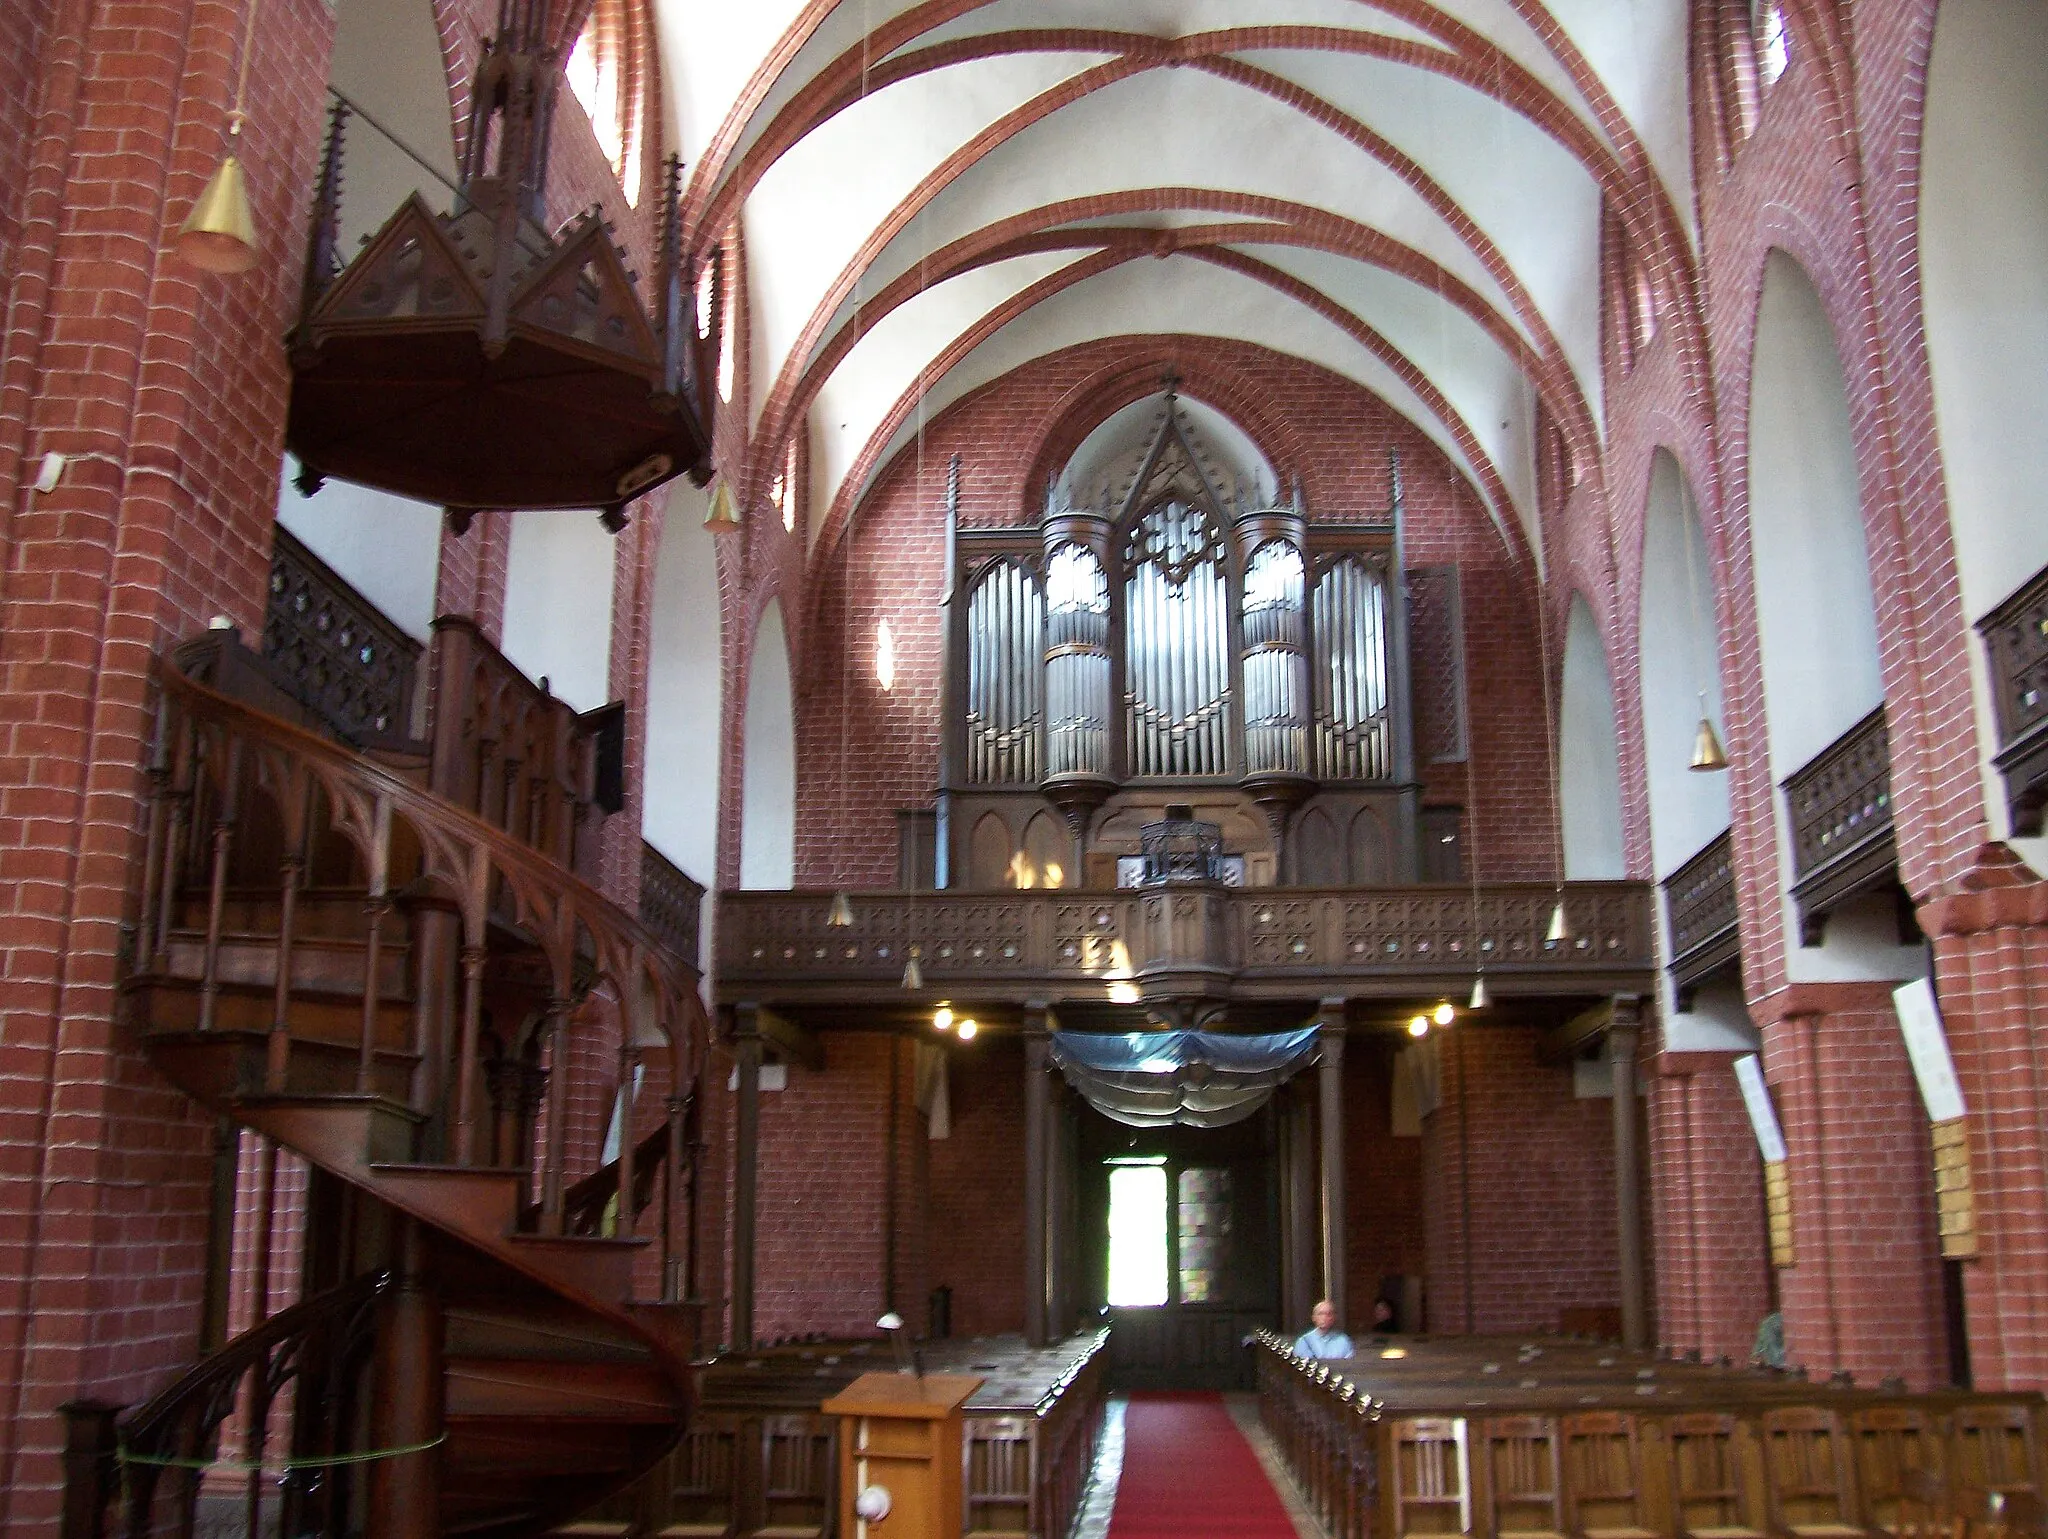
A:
[1733,1054,1788,1163]
[1893,977,1967,1124]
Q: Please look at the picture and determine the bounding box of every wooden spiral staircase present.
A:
[66,620,710,1539]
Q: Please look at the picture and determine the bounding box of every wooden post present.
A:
[1285,1085,1316,1336]
[1024,1006,1051,1347]
[366,1219,443,1539]
[58,1399,121,1539]
[1317,1002,1348,1323]
[732,1007,763,1347]
[1610,996,1648,1350]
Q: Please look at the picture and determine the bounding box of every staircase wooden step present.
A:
[446,1300,654,1363]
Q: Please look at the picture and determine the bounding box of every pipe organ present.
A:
[940,403,1432,890]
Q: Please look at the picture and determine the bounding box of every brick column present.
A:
[1647,1049,1771,1363]
[1921,849,2048,1389]
[1755,982,1947,1386]
[0,0,336,1521]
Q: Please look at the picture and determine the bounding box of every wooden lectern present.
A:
[821,1372,984,1539]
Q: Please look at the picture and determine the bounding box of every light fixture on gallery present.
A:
[1406,1014,1429,1039]
[1468,973,1490,1011]
[172,0,264,272]
[704,482,741,534]
[824,890,854,927]
[1546,897,1570,945]
[1690,693,1730,772]
[956,1018,979,1042]
[932,1004,954,1032]
[1432,1001,1455,1027]
[900,943,923,991]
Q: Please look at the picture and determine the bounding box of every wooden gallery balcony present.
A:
[716,882,1656,1019]
[1782,706,1909,946]
[1980,561,2048,836]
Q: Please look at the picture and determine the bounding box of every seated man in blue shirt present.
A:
[1291,1298,1354,1359]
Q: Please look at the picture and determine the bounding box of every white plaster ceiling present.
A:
[656,0,1695,560]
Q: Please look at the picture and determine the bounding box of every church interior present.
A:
[4,0,2048,1534]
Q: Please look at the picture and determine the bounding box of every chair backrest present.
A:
[1483,1414,1565,1538]
[1762,1405,1856,1532]
[1852,1405,1943,1535]
[1670,1411,1757,1535]
[760,1413,834,1535]
[1562,1411,1651,1535]
[1950,1404,2045,1502]
[1393,1417,1470,1538]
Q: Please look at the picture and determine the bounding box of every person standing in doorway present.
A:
[1292,1299,1354,1359]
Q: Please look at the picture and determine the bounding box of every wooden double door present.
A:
[1077,1111,1279,1391]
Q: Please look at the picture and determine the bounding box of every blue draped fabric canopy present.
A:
[1050,1027,1322,1127]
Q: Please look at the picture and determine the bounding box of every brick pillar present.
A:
[1921,849,2048,1389]
[1647,1049,1771,1364]
[1756,982,1947,1386]
[0,0,336,1521]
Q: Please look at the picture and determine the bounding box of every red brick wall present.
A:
[792,338,1556,887]
[1344,1035,1426,1315]
[927,1035,1028,1338]
[1422,1023,1622,1334]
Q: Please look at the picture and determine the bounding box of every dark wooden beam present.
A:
[749,1002,824,1071]
[1541,999,1618,1065]
[1316,997,1348,1323]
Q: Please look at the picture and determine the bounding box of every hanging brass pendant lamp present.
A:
[825,890,855,927]
[173,0,264,275]
[1690,692,1730,772]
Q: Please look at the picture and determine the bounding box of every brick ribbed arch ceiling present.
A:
[652,0,1700,559]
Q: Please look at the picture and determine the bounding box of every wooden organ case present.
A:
[939,408,1432,893]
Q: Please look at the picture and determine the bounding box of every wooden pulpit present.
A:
[821,1372,984,1539]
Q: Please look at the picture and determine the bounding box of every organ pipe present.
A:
[1123,501,1229,779]
[1312,557,1392,780]
[965,561,1042,784]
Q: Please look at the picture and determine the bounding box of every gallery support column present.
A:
[731,1007,764,1349]
[1024,1005,1052,1347]
[1317,1002,1348,1323]
[1610,997,1648,1351]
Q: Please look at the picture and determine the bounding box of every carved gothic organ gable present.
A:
[1312,556,1394,780]
[1123,500,1231,778]
[965,559,1044,785]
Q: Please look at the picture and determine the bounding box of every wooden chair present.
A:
[1759,1405,1867,1539]
[754,1413,834,1539]
[1670,1412,1767,1539]
[1948,1404,2046,1508]
[1562,1411,1661,1539]
[1851,1406,1945,1537]
[653,1421,739,1539]
[1481,1415,1569,1539]
[1392,1417,1470,1539]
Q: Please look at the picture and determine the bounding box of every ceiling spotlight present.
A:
[1433,1001,1455,1027]
[1407,1015,1429,1038]
[933,1005,954,1032]
[956,1019,979,1041]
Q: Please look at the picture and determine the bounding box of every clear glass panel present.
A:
[1106,1163,1169,1307]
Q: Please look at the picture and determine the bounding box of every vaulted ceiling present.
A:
[655,1,1698,557]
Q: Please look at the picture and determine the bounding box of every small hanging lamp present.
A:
[1690,693,1730,772]
[825,890,854,927]
[173,0,265,275]
[704,482,742,533]
[1546,897,1570,944]
[1432,1001,1456,1027]
[900,944,924,991]
[1468,973,1490,1011]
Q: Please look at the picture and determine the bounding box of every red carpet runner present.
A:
[1106,1392,1301,1539]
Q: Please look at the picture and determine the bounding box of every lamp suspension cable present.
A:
[1679,499,1729,772]
[1534,580,1569,947]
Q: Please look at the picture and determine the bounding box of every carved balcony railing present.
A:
[717,882,1656,1009]
[428,616,614,873]
[131,660,708,1245]
[265,526,424,747]
[1782,707,1898,945]
[1979,563,2048,836]
[641,842,706,966]
[1663,830,1739,1006]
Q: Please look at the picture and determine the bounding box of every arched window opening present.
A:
[1756,2,1791,88]
[716,239,737,405]
[565,0,647,204]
